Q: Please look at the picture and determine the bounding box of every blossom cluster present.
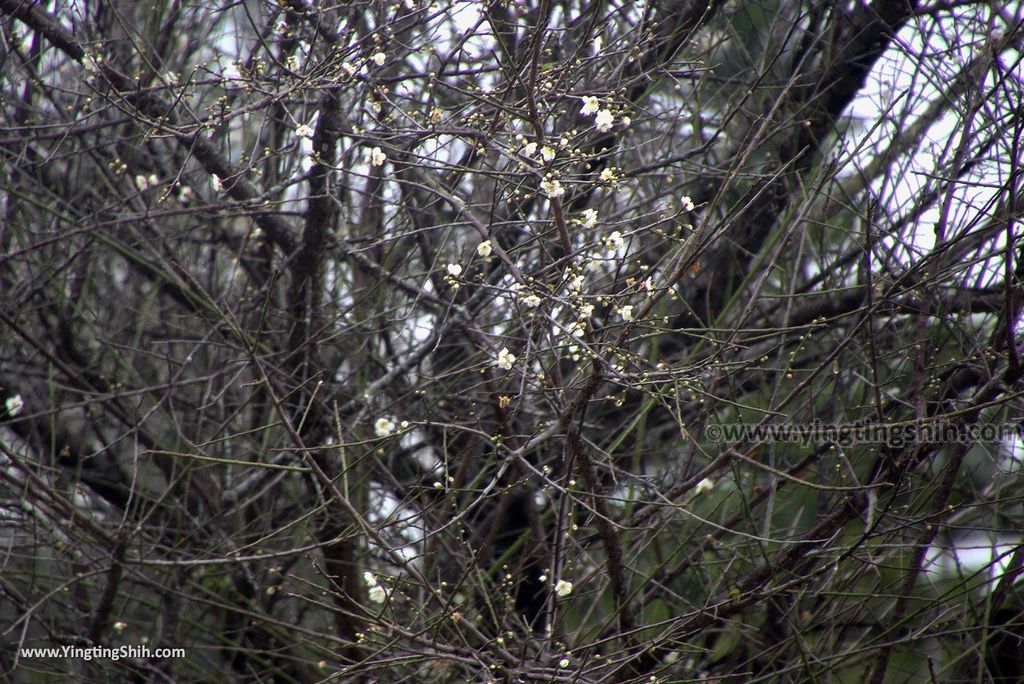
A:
[364,571,388,603]
[580,96,617,132]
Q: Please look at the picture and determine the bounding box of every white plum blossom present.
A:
[477,241,492,257]
[579,208,598,228]
[295,123,314,139]
[521,141,537,157]
[368,585,388,603]
[540,145,556,162]
[619,305,634,321]
[592,36,603,54]
[374,417,396,437]
[541,178,564,198]
[606,230,624,251]
[5,394,24,417]
[599,167,615,182]
[446,263,463,277]
[578,302,594,319]
[368,146,387,166]
[363,571,378,587]
[695,477,715,494]
[496,347,516,371]
[554,579,573,597]
[211,175,224,192]
[134,173,159,190]
[371,51,386,66]
[82,52,104,80]
[522,293,541,308]
[595,109,614,132]
[580,96,600,116]
[559,658,571,668]
[681,195,695,211]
